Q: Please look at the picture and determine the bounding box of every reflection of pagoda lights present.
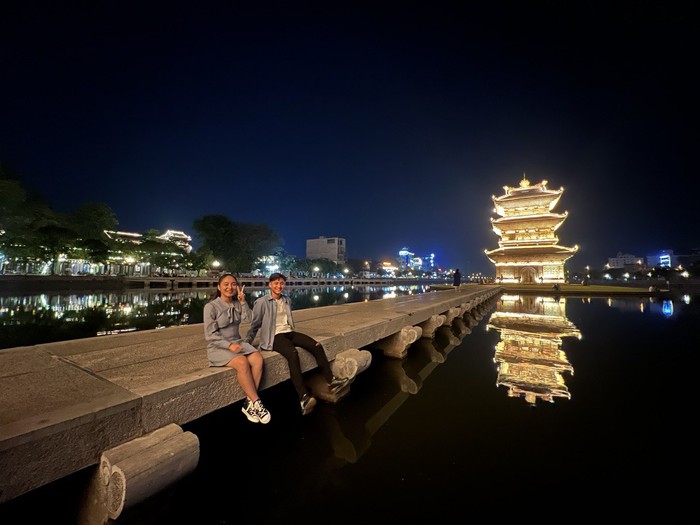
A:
[488,293,580,405]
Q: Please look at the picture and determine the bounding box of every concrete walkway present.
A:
[0,284,501,510]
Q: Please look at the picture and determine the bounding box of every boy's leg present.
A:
[290,331,334,383]
[272,333,307,399]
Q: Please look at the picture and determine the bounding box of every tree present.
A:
[74,238,111,264]
[0,179,28,233]
[193,215,282,274]
[68,203,118,240]
[143,229,161,241]
[134,239,186,270]
[187,246,215,275]
[35,224,78,274]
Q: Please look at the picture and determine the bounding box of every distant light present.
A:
[662,300,673,317]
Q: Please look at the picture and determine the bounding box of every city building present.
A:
[103,229,192,253]
[484,175,578,283]
[306,236,346,263]
[156,230,193,253]
[398,247,437,272]
[606,252,643,269]
[103,230,144,245]
[398,247,414,267]
[646,249,678,268]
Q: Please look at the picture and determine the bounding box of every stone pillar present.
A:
[442,306,461,326]
[80,424,199,524]
[417,314,445,339]
[374,325,422,359]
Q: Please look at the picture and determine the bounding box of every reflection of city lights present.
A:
[662,300,673,317]
[682,294,690,304]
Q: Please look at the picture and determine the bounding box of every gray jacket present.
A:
[203,297,252,351]
[245,294,295,350]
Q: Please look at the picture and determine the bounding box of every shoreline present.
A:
[0,274,448,294]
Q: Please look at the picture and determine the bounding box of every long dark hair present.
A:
[212,272,239,299]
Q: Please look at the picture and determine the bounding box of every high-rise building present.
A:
[398,247,437,271]
[646,249,677,268]
[306,236,346,263]
[484,175,578,283]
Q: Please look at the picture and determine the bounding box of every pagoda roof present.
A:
[485,244,578,258]
[492,176,564,214]
[494,176,562,200]
[492,212,567,225]
[491,213,568,233]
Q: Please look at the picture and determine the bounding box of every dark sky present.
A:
[2,1,697,274]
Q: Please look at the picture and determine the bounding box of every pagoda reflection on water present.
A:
[486,294,582,406]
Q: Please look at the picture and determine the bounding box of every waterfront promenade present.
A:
[0,284,501,519]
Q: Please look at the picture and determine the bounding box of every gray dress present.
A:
[203,297,259,366]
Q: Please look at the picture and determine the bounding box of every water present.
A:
[1,291,697,523]
[0,285,431,349]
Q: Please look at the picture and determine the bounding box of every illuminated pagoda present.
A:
[487,294,582,405]
[485,175,578,283]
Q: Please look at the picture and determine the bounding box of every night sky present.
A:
[2,1,697,274]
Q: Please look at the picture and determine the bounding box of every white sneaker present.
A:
[253,399,271,424]
[241,399,260,423]
[329,375,349,393]
[300,393,317,415]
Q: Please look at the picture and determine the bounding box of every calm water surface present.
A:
[0,285,431,349]
[0,291,697,523]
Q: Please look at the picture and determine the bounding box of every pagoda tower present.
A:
[485,175,578,284]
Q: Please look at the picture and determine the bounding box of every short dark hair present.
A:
[268,272,287,282]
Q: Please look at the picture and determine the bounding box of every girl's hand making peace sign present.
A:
[237,284,246,303]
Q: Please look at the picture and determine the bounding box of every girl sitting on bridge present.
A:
[204,273,271,424]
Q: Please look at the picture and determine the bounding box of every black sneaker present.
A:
[329,375,349,392]
[300,393,317,415]
[241,399,260,423]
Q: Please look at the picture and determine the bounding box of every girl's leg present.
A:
[247,351,264,389]
[225,355,259,401]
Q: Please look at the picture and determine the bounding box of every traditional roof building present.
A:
[484,175,578,283]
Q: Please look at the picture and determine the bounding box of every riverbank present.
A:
[0,274,127,293]
[432,282,662,295]
[0,274,451,294]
